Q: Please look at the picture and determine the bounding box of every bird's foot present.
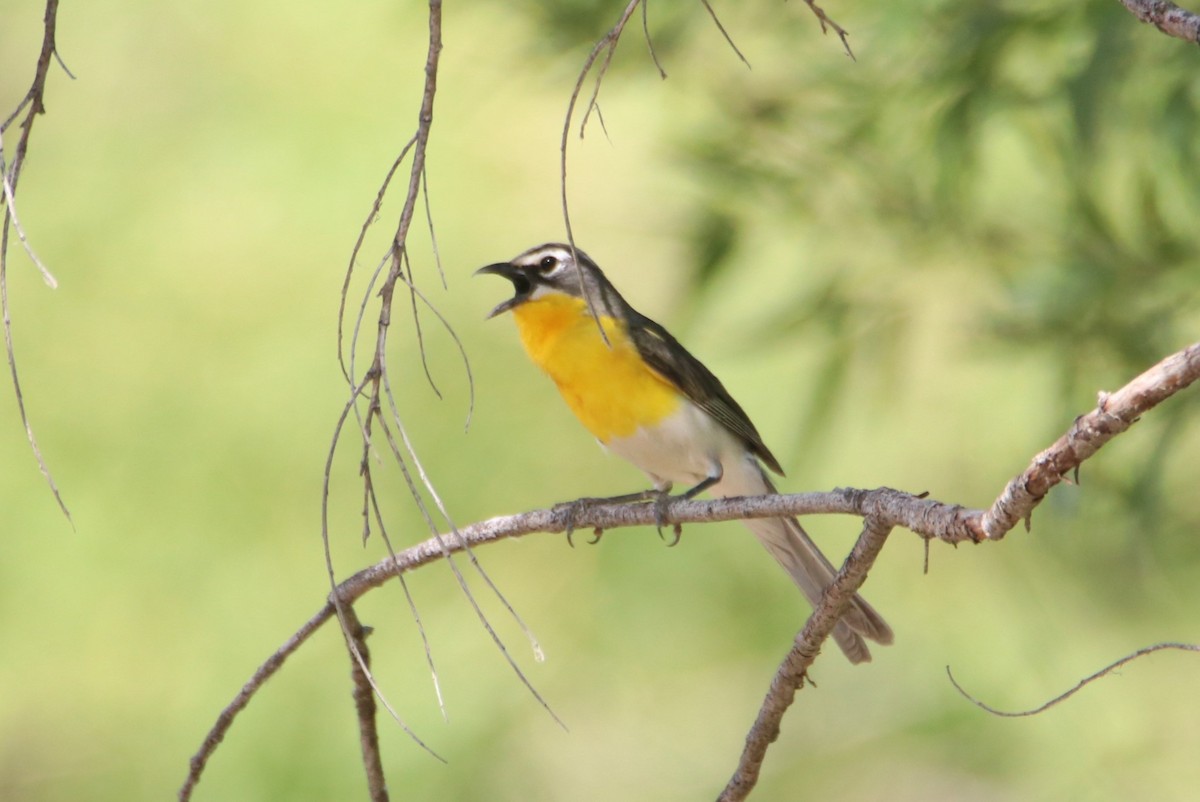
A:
[651,490,684,547]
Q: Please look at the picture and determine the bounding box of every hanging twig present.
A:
[1,0,73,522]
[946,642,1200,718]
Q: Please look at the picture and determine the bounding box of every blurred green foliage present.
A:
[669,0,1200,548]
[1,1,1198,801]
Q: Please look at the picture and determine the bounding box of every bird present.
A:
[476,242,892,663]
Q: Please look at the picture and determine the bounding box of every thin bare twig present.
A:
[364,469,447,719]
[322,375,437,756]
[947,643,1200,717]
[1,0,72,522]
[1117,0,1200,43]
[421,163,446,289]
[337,140,414,385]
[701,0,752,69]
[641,0,667,78]
[375,369,559,725]
[559,0,644,345]
[398,247,443,399]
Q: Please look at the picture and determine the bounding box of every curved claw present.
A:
[652,490,672,537]
[562,500,606,547]
[654,523,683,546]
[561,500,584,548]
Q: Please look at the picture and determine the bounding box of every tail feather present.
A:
[714,458,893,664]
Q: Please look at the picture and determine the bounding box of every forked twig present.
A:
[801,0,855,59]
[1,0,72,522]
[0,132,57,289]
[559,0,644,344]
[322,0,559,787]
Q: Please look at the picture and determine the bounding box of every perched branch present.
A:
[187,339,1198,798]
[980,341,1200,540]
[1117,0,1200,44]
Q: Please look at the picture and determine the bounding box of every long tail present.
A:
[713,456,893,664]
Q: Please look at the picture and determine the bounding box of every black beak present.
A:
[475,262,532,318]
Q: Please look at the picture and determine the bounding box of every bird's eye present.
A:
[538,255,558,272]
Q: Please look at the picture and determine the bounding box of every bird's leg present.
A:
[559,486,672,547]
[656,467,723,547]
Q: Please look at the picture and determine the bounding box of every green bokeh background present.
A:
[2,2,1198,800]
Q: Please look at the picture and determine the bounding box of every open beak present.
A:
[474,262,532,318]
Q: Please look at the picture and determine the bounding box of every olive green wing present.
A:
[626,308,785,476]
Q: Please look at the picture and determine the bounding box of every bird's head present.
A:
[475,243,607,318]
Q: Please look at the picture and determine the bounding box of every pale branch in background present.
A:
[1118,0,1200,43]
[0,0,71,522]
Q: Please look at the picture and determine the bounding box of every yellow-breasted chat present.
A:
[477,242,892,663]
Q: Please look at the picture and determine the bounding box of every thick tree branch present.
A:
[1118,0,1200,44]
[188,329,1197,798]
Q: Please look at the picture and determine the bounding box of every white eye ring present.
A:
[538,253,571,277]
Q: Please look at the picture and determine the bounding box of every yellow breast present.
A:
[510,294,681,442]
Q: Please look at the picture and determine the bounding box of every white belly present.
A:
[603,401,755,492]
